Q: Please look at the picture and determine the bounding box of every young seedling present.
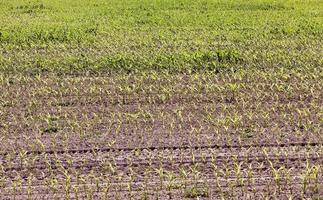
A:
[166,171,175,199]
[27,174,33,200]
[269,160,284,194]
[155,166,164,191]
[72,185,79,200]
[63,171,72,199]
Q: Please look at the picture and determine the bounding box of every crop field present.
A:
[0,0,322,199]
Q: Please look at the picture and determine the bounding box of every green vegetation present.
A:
[0,0,322,74]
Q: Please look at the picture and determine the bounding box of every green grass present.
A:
[0,0,322,74]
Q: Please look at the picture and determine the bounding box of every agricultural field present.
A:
[0,0,322,199]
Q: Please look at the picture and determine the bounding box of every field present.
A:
[0,0,322,199]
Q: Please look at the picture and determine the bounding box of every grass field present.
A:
[0,0,322,199]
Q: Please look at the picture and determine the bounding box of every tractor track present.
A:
[0,142,321,157]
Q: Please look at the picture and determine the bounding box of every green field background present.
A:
[0,0,322,73]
